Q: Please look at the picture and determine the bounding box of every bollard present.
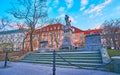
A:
[4,50,8,67]
[53,50,56,75]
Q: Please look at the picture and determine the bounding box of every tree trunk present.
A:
[22,38,25,51]
[111,33,117,50]
[30,32,33,51]
[113,38,117,50]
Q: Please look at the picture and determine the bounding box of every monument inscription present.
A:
[85,34,102,50]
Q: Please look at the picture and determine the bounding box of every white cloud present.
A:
[46,0,51,6]
[104,0,111,5]
[53,0,59,8]
[80,7,85,11]
[69,16,77,24]
[91,24,102,29]
[59,15,77,23]
[84,0,111,17]
[48,7,52,13]
[80,0,88,11]
[58,7,65,12]
[65,0,73,9]
[58,14,77,25]
[54,0,59,5]
[116,6,120,11]
[59,14,65,18]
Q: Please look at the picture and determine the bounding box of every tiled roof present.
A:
[84,29,102,35]
[0,29,21,35]
[34,23,84,33]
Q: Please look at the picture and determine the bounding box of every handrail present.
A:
[56,52,96,70]
[54,51,113,70]
[57,53,83,69]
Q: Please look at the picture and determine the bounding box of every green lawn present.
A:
[106,49,120,73]
[107,49,120,57]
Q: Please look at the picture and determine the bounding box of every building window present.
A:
[80,34,83,37]
[50,27,52,30]
[58,26,60,30]
[72,34,76,38]
[62,31,64,34]
[40,29,42,32]
[54,27,56,30]
[90,32,94,35]
[72,28,75,32]
[47,28,49,31]
[62,36,64,39]
[80,40,82,43]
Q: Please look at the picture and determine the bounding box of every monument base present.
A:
[38,48,50,52]
[59,45,74,50]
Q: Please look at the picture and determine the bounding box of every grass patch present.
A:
[0,51,20,61]
[106,49,120,73]
[107,49,120,57]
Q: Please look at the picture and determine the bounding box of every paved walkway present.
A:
[0,62,120,75]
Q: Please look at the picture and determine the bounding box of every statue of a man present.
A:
[65,15,71,26]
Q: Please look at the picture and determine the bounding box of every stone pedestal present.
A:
[84,34,110,64]
[60,27,73,49]
[38,41,49,52]
[85,34,102,50]
[60,15,74,50]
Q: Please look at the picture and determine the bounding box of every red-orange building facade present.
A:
[25,24,101,51]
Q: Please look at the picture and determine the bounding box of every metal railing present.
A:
[52,50,112,75]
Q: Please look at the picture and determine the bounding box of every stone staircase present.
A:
[21,50,105,69]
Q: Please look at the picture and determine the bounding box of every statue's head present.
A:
[65,15,69,18]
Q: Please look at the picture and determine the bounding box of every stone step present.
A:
[33,51,100,54]
[21,51,103,69]
[24,57,101,59]
[21,60,103,67]
[28,54,101,57]
[22,58,102,63]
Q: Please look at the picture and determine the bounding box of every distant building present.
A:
[0,24,102,51]
[25,24,101,51]
[0,29,26,51]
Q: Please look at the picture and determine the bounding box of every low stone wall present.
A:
[100,48,110,64]
[111,56,120,73]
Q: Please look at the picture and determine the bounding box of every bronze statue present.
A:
[65,15,71,26]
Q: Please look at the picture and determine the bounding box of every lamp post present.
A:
[4,45,10,67]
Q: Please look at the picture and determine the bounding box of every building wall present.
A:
[0,25,102,51]
[25,24,86,50]
[0,29,26,51]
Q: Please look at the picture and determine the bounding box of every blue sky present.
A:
[0,0,120,30]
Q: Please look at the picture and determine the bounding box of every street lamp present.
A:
[4,45,11,67]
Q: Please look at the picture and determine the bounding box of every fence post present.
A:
[53,50,56,75]
[4,48,9,67]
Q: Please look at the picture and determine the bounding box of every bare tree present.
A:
[47,18,62,25]
[36,17,62,28]
[8,0,47,51]
[0,17,10,30]
[102,18,120,50]
[0,17,11,51]
[16,23,28,51]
